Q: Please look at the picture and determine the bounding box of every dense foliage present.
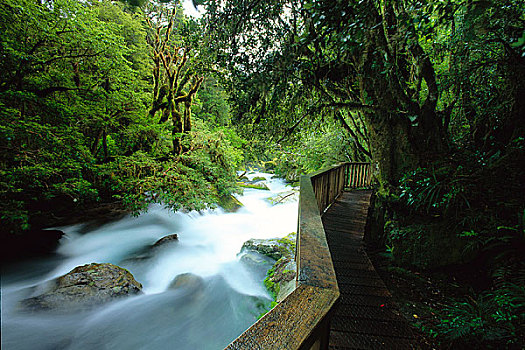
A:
[0,0,244,241]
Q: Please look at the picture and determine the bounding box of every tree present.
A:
[203,0,521,190]
[146,3,204,155]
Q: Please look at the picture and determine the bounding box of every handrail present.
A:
[225,162,373,350]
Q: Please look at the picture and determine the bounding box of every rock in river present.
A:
[217,194,243,213]
[168,273,206,301]
[20,263,142,312]
[152,234,179,248]
[241,233,297,302]
[265,257,297,302]
[241,232,296,261]
[168,273,205,293]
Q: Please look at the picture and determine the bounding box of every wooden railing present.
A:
[345,162,374,189]
[310,162,373,214]
[226,162,373,350]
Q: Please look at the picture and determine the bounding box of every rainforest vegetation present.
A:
[1,0,524,348]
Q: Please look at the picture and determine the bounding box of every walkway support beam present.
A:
[225,162,373,350]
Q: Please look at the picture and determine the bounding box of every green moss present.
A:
[276,232,296,257]
[238,182,270,191]
[257,301,278,320]
[264,265,279,299]
[217,194,243,212]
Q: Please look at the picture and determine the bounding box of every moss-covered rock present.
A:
[241,232,296,261]
[217,194,244,212]
[241,233,297,301]
[251,176,267,182]
[264,257,296,302]
[239,250,276,267]
[20,263,142,312]
[238,182,270,191]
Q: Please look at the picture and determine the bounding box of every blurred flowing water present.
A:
[1,173,297,350]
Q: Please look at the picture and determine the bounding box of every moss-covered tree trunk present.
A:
[146,9,204,156]
[356,0,450,246]
[356,0,449,190]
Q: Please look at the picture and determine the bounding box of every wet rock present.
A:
[265,257,297,302]
[120,234,179,264]
[168,273,205,296]
[241,232,296,261]
[238,175,250,182]
[238,182,271,191]
[152,234,179,248]
[242,233,298,302]
[218,194,243,213]
[239,250,276,267]
[19,263,142,312]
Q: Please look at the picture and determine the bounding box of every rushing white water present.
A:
[1,173,297,350]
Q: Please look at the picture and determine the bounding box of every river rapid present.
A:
[1,173,298,350]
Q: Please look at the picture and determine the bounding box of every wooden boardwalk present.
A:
[322,190,420,349]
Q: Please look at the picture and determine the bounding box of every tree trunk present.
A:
[102,128,108,162]
[365,111,417,190]
[172,105,184,155]
[181,100,192,153]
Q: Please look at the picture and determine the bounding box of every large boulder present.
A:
[250,176,267,183]
[241,232,296,261]
[241,233,298,302]
[20,263,142,312]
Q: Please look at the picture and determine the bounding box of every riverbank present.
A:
[1,200,129,263]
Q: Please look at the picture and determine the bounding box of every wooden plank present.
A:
[322,190,422,349]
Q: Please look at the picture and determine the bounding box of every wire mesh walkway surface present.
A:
[323,190,420,349]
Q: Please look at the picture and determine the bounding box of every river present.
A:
[1,173,298,350]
